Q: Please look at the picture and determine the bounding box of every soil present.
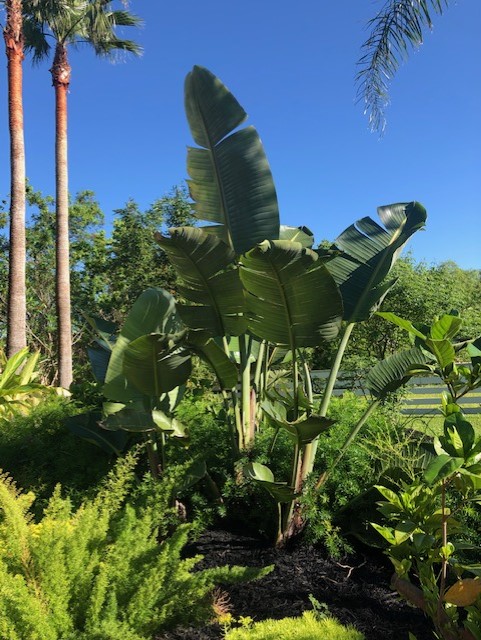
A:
[157,529,434,640]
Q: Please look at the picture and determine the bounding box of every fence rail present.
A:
[310,370,481,416]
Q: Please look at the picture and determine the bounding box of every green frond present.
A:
[22,0,141,56]
[109,9,143,28]
[356,0,449,133]
[20,16,50,63]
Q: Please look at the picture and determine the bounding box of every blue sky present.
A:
[1,1,480,267]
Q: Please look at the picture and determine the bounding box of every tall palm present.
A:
[23,0,141,387]
[3,0,27,356]
[356,0,450,132]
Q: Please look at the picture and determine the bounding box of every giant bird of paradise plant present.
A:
[155,65,427,543]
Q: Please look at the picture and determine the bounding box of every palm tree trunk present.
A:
[4,0,27,356]
[51,43,72,388]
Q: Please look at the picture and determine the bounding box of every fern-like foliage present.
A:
[0,455,271,639]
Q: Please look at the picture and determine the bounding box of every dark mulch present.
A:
[157,529,434,640]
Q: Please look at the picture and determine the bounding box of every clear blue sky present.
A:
[1,1,480,268]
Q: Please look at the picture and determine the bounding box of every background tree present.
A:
[104,185,195,320]
[330,256,481,370]
[23,0,141,388]
[356,0,449,132]
[0,183,195,383]
[3,0,27,355]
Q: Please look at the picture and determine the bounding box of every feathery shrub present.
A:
[0,454,271,639]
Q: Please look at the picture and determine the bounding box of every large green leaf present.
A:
[424,454,465,485]
[429,315,462,341]
[271,414,334,447]
[87,346,110,383]
[65,413,129,455]
[376,312,427,339]
[186,331,238,389]
[103,288,180,401]
[123,333,192,397]
[156,227,246,336]
[184,65,279,255]
[327,202,427,322]
[102,407,156,433]
[240,240,343,348]
[244,462,298,503]
[366,347,428,398]
[425,338,455,370]
[84,314,118,351]
[279,225,314,248]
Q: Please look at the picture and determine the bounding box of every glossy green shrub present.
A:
[225,611,364,640]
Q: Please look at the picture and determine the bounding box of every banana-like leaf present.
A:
[152,411,188,438]
[104,288,180,401]
[244,462,298,503]
[84,314,118,351]
[156,227,246,337]
[65,413,129,455]
[102,407,156,433]
[225,335,262,364]
[269,414,334,447]
[185,65,279,255]
[186,331,238,389]
[240,240,343,347]
[366,346,428,398]
[123,333,192,397]
[279,225,314,248]
[87,346,110,383]
[327,202,427,322]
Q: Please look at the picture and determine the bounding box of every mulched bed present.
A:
[157,529,434,640]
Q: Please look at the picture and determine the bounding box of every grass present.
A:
[402,390,481,436]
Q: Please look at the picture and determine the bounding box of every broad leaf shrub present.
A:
[224,611,364,640]
[367,313,481,639]
[0,454,272,640]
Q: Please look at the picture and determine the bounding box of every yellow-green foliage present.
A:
[0,455,271,640]
[225,611,365,640]
[0,348,67,424]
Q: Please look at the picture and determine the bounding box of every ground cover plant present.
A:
[224,610,365,640]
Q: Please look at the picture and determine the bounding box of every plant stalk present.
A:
[239,334,252,447]
[301,322,355,481]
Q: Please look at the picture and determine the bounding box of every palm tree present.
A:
[356,0,450,133]
[23,0,141,387]
[3,0,27,356]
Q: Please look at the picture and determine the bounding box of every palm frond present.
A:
[356,0,449,133]
[22,0,141,56]
[22,15,50,63]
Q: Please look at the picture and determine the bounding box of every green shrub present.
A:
[0,455,272,639]
[0,396,112,509]
[301,393,422,551]
[224,611,364,640]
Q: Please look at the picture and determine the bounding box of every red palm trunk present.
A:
[51,43,72,388]
[4,0,27,356]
